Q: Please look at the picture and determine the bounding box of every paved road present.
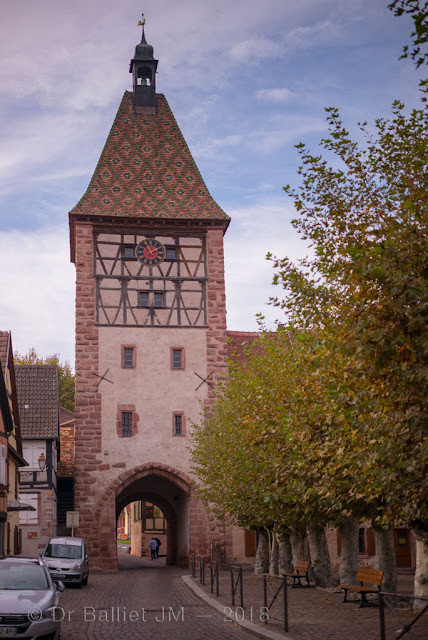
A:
[59,546,257,640]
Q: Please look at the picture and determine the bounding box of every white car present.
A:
[42,536,89,588]
[0,556,64,639]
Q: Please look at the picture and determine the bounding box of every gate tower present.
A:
[69,23,232,570]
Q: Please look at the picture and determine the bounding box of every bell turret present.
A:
[129,16,158,115]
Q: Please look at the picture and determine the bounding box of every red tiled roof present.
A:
[69,92,230,237]
[15,365,59,439]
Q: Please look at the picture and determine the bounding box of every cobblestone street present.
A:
[59,548,257,640]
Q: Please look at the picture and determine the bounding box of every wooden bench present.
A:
[340,567,383,608]
[282,561,311,587]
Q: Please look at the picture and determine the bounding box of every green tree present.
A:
[269,98,428,600]
[388,0,428,69]
[14,348,75,411]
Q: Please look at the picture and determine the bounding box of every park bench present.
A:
[283,560,311,587]
[340,567,384,608]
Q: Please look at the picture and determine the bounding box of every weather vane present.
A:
[138,13,146,27]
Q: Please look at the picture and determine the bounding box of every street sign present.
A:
[66,511,79,528]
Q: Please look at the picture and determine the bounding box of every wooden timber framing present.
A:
[93,229,208,327]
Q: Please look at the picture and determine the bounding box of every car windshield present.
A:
[44,543,82,559]
[0,564,49,590]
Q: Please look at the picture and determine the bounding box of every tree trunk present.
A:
[372,524,397,593]
[278,531,293,574]
[269,531,279,575]
[290,526,308,564]
[414,527,428,610]
[307,524,333,587]
[254,529,269,574]
[338,518,359,584]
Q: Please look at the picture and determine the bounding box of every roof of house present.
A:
[15,365,59,439]
[69,91,230,242]
[0,331,10,375]
[59,406,75,426]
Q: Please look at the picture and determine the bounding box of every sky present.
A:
[0,0,422,366]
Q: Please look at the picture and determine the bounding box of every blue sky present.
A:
[0,0,422,365]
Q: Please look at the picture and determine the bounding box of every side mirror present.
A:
[56,581,65,593]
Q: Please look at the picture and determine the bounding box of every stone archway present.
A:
[88,463,198,571]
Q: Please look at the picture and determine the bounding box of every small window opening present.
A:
[165,246,178,261]
[123,348,134,368]
[174,415,182,435]
[122,245,136,260]
[138,291,165,308]
[122,412,133,437]
[172,349,183,369]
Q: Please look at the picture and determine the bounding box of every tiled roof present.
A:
[59,406,74,426]
[15,365,59,439]
[69,91,230,225]
[0,331,10,375]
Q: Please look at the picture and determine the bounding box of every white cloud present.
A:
[0,228,75,365]
[229,37,286,63]
[256,88,297,103]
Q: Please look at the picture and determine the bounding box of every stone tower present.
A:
[69,25,233,570]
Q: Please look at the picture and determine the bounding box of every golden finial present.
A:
[138,13,146,27]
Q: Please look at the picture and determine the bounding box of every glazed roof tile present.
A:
[70,92,230,225]
[15,365,59,439]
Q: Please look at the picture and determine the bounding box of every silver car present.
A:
[0,556,64,639]
[42,536,89,588]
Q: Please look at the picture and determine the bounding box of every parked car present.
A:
[0,556,64,639]
[42,536,89,587]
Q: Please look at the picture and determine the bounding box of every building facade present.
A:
[16,365,59,556]
[69,26,248,571]
[0,331,27,555]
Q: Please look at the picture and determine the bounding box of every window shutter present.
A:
[366,527,376,556]
[245,530,257,556]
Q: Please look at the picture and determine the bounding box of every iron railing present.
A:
[263,575,288,633]
[230,565,244,608]
[210,561,219,596]
[379,592,428,640]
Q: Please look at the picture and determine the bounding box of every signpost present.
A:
[66,511,79,537]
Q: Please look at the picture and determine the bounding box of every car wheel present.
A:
[82,574,88,586]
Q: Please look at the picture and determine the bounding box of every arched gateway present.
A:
[68,24,244,570]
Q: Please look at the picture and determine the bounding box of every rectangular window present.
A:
[153,292,164,308]
[165,245,178,261]
[174,415,182,435]
[121,412,133,437]
[172,349,183,369]
[123,348,134,368]
[122,245,136,260]
[138,291,165,308]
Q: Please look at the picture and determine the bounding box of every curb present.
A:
[182,575,296,640]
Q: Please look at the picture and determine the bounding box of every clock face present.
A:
[135,239,166,266]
